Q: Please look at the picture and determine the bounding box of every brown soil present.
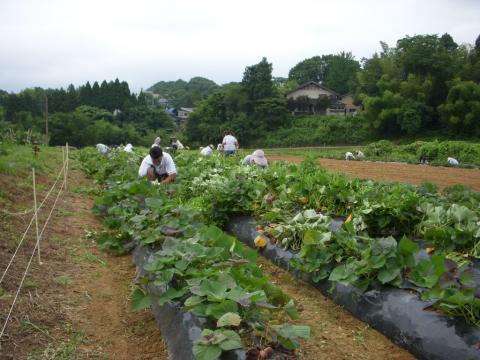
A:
[258,257,414,360]
[269,155,480,191]
[0,163,167,359]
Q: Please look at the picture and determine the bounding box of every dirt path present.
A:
[258,257,414,360]
[0,165,168,359]
[269,155,480,191]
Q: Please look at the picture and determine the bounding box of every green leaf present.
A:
[283,299,300,319]
[226,287,252,307]
[398,237,419,255]
[206,300,238,319]
[185,295,204,307]
[157,287,187,306]
[370,255,386,269]
[145,197,163,209]
[328,265,347,282]
[192,344,222,360]
[377,267,400,284]
[217,312,241,327]
[218,330,243,351]
[131,288,152,311]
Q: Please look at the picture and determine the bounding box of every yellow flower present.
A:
[254,236,267,248]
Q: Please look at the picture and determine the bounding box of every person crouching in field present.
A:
[222,131,239,156]
[447,157,459,166]
[138,146,177,184]
[200,145,214,157]
[345,151,355,160]
[242,149,268,169]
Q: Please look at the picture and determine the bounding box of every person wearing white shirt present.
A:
[222,131,239,156]
[124,143,134,152]
[447,157,459,166]
[138,147,177,183]
[345,151,355,160]
[200,145,214,156]
[96,143,109,154]
[355,150,365,160]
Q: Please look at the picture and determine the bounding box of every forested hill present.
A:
[147,77,222,108]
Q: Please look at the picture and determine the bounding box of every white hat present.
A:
[252,149,268,167]
[154,137,161,145]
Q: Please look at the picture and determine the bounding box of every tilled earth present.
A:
[269,155,480,191]
[0,166,167,360]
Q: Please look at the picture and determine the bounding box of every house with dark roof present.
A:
[286,81,361,116]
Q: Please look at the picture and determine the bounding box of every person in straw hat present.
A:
[242,149,268,168]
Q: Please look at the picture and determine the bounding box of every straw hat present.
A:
[252,149,268,167]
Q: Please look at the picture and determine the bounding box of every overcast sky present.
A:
[1,0,479,94]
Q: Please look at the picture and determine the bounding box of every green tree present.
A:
[438,80,480,135]
[242,57,276,103]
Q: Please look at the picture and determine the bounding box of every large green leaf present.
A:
[206,300,238,319]
[377,267,400,284]
[131,288,152,311]
[217,312,241,327]
[192,344,221,360]
[145,197,163,209]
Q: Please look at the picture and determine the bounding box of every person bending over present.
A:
[138,146,177,184]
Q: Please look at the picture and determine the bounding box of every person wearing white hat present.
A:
[151,136,161,148]
[96,143,109,154]
[447,157,459,166]
[242,149,268,168]
[200,145,214,156]
[124,143,134,152]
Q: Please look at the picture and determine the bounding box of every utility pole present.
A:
[44,94,49,145]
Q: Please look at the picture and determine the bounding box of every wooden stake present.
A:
[32,168,42,265]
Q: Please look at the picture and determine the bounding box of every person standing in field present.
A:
[222,131,239,156]
[138,146,177,184]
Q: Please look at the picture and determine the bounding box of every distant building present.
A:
[340,94,362,115]
[177,107,194,120]
[143,91,170,107]
[286,81,361,116]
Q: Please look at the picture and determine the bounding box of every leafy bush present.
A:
[364,140,394,156]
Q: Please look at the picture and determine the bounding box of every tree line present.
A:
[184,33,480,147]
[1,32,479,148]
[0,79,175,147]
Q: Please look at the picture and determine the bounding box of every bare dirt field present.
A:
[269,155,480,191]
[0,167,168,359]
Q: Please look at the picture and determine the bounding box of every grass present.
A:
[23,279,38,289]
[27,332,85,360]
[79,252,108,267]
[54,274,71,287]
[0,144,64,177]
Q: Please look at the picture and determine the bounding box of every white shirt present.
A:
[447,157,459,165]
[200,146,213,156]
[222,135,238,151]
[345,152,355,160]
[242,155,253,165]
[124,144,133,152]
[138,152,177,177]
[96,144,109,154]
